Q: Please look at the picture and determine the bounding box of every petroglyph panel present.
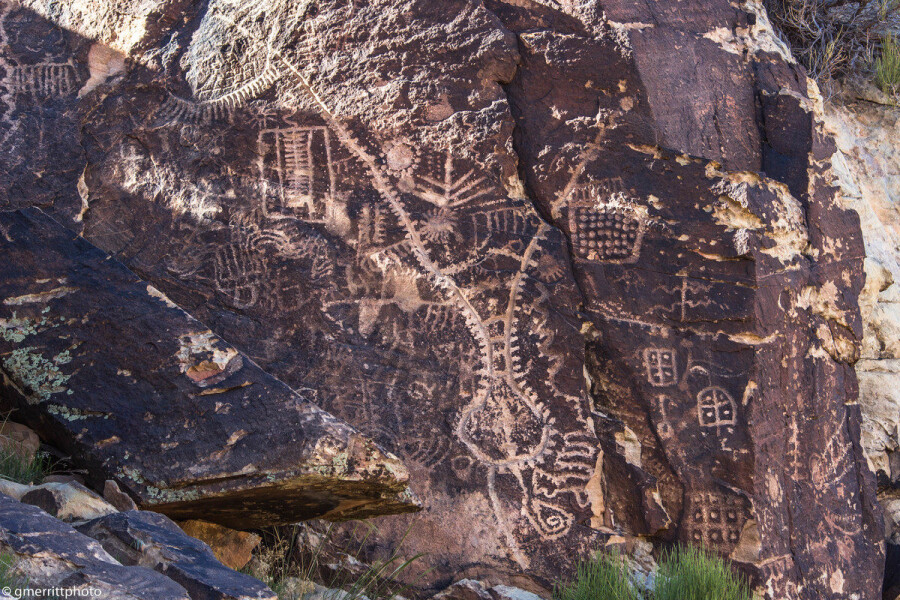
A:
[0,0,884,596]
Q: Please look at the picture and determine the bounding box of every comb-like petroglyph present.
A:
[0,0,887,597]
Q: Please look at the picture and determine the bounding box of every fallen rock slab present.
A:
[78,510,275,600]
[0,493,190,598]
[0,208,417,527]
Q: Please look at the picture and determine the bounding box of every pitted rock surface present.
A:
[0,0,884,597]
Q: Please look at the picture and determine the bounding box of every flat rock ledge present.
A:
[0,208,419,528]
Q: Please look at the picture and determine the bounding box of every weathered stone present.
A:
[0,480,31,501]
[104,480,139,512]
[58,563,193,600]
[0,208,416,527]
[431,580,493,600]
[78,510,276,600]
[0,421,39,460]
[0,0,884,597]
[824,84,900,550]
[178,520,260,571]
[21,481,118,522]
[0,492,190,598]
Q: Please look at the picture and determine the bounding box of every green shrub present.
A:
[653,545,752,600]
[0,445,50,485]
[876,34,900,96]
[555,552,642,600]
[556,545,753,600]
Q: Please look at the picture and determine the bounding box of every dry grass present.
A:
[765,0,900,95]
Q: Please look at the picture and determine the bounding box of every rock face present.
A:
[0,208,416,527]
[0,0,884,597]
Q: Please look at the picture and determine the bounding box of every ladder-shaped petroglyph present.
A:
[8,61,78,99]
[258,125,337,221]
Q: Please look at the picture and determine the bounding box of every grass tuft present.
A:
[248,522,425,600]
[876,34,900,96]
[555,551,642,600]
[0,445,50,485]
[556,545,752,600]
[653,545,752,600]
[0,552,25,595]
[765,0,900,93]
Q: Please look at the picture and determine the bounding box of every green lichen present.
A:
[45,405,109,421]
[2,346,71,404]
[0,313,42,343]
[332,452,349,475]
[145,485,202,504]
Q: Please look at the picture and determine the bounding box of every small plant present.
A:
[0,444,50,485]
[653,545,752,600]
[766,0,900,90]
[0,552,26,595]
[555,551,642,600]
[248,521,425,600]
[876,34,900,97]
[555,545,752,600]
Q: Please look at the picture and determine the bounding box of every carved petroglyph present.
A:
[686,491,744,548]
[567,184,645,264]
[697,386,737,432]
[407,154,493,210]
[9,61,78,99]
[258,125,338,221]
[643,347,677,387]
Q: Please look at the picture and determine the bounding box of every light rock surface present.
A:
[824,83,900,542]
[178,520,261,571]
[20,480,118,522]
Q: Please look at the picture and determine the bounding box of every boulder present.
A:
[178,520,261,570]
[104,480,139,512]
[21,481,118,522]
[0,0,884,597]
[78,510,276,600]
[0,421,39,460]
[0,208,417,527]
[0,492,190,598]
